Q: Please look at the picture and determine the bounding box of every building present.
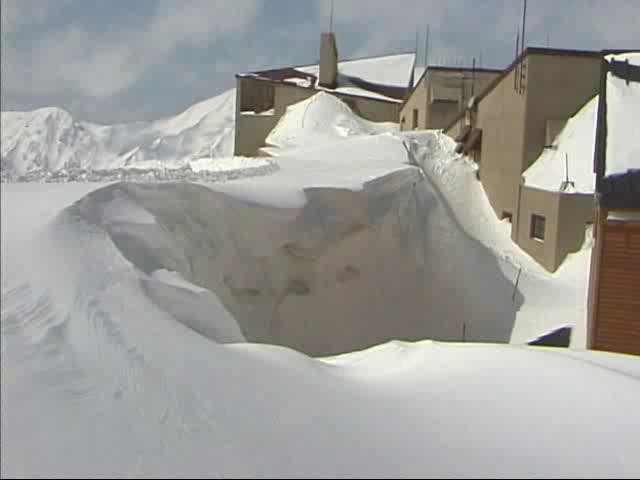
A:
[445,47,604,271]
[234,33,416,157]
[399,66,501,131]
[587,51,640,356]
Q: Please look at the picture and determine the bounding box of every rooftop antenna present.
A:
[546,32,550,47]
[415,27,419,58]
[560,153,575,191]
[479,51,483,68]
[471,57,476,96]
[424,25,430,69]
[329,0,334,33]
[520,0,528,53]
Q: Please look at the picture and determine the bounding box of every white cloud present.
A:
[3,0,264,99]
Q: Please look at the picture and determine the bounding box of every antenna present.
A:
[565,153,569,184]
[479,51,483,68]
[546,32,550,47]
[424,25,430,68]
[329,0,334,33]
[415,27,419,58]
[471,57,476,96]
[520,0,528,53]
[515,29,521,59]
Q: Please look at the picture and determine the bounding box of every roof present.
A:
[239,52,416,88]
[593,50,640,207]
[443,47,604,133]
[237,52,416,104]
[407,65,503,98]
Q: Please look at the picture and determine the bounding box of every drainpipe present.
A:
[514,176,525,243]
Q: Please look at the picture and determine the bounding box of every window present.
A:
[502,211,513,223]
[530,214,546,241]
[412,109,419,129]
[401,116,406,130]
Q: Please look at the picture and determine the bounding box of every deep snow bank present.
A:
[2,163,640,477]
[264,91,397,154]
[31,131,520,357]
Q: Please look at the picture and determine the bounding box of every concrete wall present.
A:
[474,66,527,219]
[234,112,280,157]
[523,54,601,172]
[400,69,501,132]
[556,191,595,265]
[515,185,562,271]
[515,185,594,271]
[400,78,427,130]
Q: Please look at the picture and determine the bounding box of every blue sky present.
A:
[2,0,639,123]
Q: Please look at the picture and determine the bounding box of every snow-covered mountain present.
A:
[1,89,236,179]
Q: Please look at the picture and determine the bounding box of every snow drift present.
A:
[3,180,640,478]
[3,91,638,478]
[1,89,240,180]
[265,91,397,153]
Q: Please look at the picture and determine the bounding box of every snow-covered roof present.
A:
[335,53,416,88]
[605,67,640,177]
[605,52,640,66]
[240,53,415,104]
[295,53,416,89]
[523,96,598,194]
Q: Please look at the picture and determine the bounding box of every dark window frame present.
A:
[530,214,546,241]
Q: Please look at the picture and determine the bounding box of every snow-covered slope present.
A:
[1,89,238,179]
[264,91,397,153]
[523,96,599,193]
[3,91,638,478]
[2,171,639,479]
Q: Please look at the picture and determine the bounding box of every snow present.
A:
[282,77,314,88]
[606,52,640,66]
[293,53,415,100]
[605,73,640,176]
[151,269,209,293]
[3,84,640,477]
[1,89,238,179]
[523,96,598,193]
[330,86,401,102]
[265,92,397,152]
[402,131,593,347]
[336,53,416,88]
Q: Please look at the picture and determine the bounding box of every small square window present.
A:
[530,214,546,241]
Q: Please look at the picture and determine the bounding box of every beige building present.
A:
[445,47,603,271]
[400,66,501,131]
[234,33,416,157]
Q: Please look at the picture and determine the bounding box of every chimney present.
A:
[319,33,338,88]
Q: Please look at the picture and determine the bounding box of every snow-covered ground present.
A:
[2,92,639,477]
[0,89,275,181]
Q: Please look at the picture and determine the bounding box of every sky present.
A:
[1,0,639,124]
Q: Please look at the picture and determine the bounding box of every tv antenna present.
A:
[424,25,430,68]
[329,0,334,33]
[520,0,528,53]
